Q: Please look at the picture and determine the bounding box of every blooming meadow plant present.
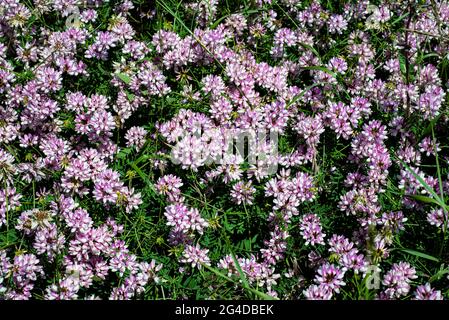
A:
[0,0,448,300]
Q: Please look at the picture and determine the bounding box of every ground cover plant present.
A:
[0,0,449,300]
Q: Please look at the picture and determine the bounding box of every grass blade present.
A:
[400,248,439,262]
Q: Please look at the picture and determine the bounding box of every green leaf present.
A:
[202,264,278,300]
[397,158,447,211]
[210,15,231,29]
[125,90,135,101]
[302,66,338,78]
[116,148,132,159]
[429,264,449,282]
[400,248,439,262]
[0,229,18,248]
[287,82,327,108]
[420,113,443,141]
[406,194,441,206]
[391,12,410,25]
[117,73,131,84]
[229,250,250,289]
[297,42,321,59]
[129,162,157,194]
[398,53,407,75]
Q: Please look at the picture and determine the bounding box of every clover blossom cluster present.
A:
[0,0,449,300]
[380,262,418,299]
[1,195,162,300]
